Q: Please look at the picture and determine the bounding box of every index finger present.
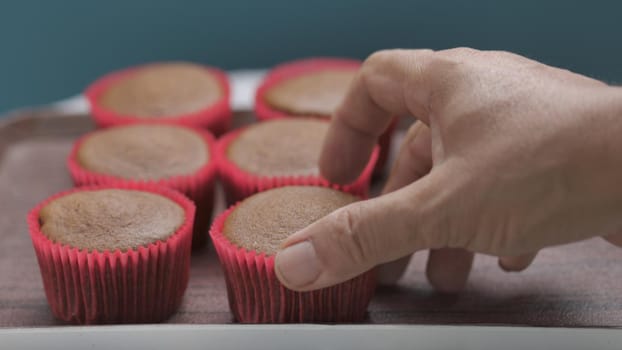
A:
[320,49,435,184]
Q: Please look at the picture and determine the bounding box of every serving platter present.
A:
[0,70,621,349]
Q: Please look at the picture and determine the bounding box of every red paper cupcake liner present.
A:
[85,63,232,135]
[254,57,396,175]
[27,183,195,324]
[67,127,217,248]
[210,204,376,323]
[215,126,378,205]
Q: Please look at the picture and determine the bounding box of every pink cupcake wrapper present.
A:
[85,63,232,135]
[209,204,376,323]
[215,125,378,205]
[67,127,217,248]
[254,57,396,175]
[27,183,195,324]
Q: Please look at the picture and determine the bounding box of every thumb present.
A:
[274,170,449,291]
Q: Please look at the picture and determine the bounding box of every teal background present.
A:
[1,0,621,114]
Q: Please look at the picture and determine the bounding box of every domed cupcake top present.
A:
[39,189,185,252]
[98,62,224,117]
[223,186,358,255]
[264,69,356,116]
[77,124,209,180]
[226,118,328,177]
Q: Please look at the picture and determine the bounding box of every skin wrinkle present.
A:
[425,61,466,122]
[275,48,622,293]
[398,52,426,118]
[417,167,461,250]
[362,198,409,264]
[376,182,438,256]
[331,207,368,267]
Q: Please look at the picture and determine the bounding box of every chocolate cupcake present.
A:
[67,124,217,248]
[263,69,356,117]
[86,62,231,135]
[255,58,396,175]
[210,186,376,323]
[216,118,377,204]
[27,185,195,324]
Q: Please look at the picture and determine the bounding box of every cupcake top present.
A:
[223,186,357,255]
[77,124,209,180]
[39,189,185,252]
[98,62,223,118]
[226,118,327,177]
[264,69,356,116]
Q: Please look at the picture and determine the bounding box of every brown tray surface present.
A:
[1,110,621,328]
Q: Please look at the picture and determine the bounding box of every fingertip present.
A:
[362,49,403,76]
[376,255,412,286]
[427,273,468,294]
[274,240,322,292]
[497,260,522,272]
[363,48,435,79]
[498,253,537,272]
[426,248,474,294]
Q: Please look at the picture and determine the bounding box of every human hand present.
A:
[274,48,622,292]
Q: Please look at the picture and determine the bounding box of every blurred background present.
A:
[1,0,620,114]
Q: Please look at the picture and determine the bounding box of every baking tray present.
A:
[1,72,621,348]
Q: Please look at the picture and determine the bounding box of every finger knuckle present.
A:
[330,206,375,267]
[438,47,480,59]
[365,49,395,66]
[364,49,434,77]
[361,50,396,81]
[487,49,515,58]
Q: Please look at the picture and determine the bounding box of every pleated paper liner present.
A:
[27,184,195,324]
[67,127,217,249]
[215,127,378,205]
[210,204,376,323]
[254,57,397,176]
[85,63,232,136]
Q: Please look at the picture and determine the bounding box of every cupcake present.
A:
[86,62,231,135]
[210,186,376,323]
[67,124,217,248]
[216,118,377,204]
[27,184,195,324]
[255,58,396,175]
